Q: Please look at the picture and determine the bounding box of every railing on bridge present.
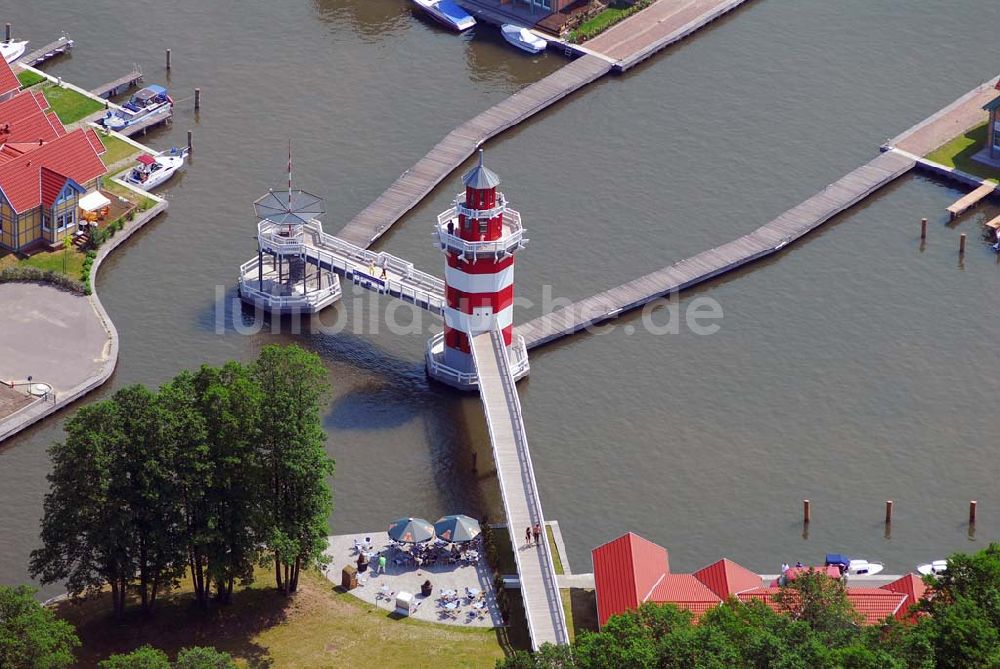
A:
[472,328,569,649]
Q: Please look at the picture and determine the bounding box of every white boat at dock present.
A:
[0,39,28,63]
[412,0,476,32]
[917,560,948,577]
[501,24,547,55]
[123,147,187,191]
[100,84,172,132]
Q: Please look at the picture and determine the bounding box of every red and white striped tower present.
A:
[427,150,529,389]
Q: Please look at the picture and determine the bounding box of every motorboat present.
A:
[123,147,187,191]
[917,560,948,577]
[825,553,884,576]
[501,24,547,55]
[412,0,476,32]
[0,39,28,63]
[100,84,172,132]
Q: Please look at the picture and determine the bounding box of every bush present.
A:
[0,266,87,294]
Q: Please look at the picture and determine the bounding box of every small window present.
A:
[479,220,488,236]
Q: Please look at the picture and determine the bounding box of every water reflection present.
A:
[311,0,410,41]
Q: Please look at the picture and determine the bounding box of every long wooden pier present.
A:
[470,329,569,649]
[337,55,612,248]
[91,66,143,99]
[515,150,916,349]
[18,35,74,68]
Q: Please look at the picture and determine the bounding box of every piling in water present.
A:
[921,218,927,240]
[970,500,977,524]
[803,499,811,523]
[4,23,10,43]
[194,87,201,110]
[187,130,193,153]
[165,48,171,70]
[885,500,893,524]
[960,233,967,255]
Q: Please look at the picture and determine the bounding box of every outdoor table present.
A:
[444,601,458,610]
[473,600,486,609]
[467,587,481,598]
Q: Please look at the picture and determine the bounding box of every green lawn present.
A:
[98,133,141,167]
[55,568,506,669]
[0,245,85,279]
[925,122,1000,183]
[42,83,105,124]
[546,525,564,576]
[16,68,46,88]
[103,179,157,211]
[570,0,653,43]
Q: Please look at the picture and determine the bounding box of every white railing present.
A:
[453,191,509,222]
[487,327,568,647]
[434,206,526,257]
[426,333,480,386]
[238,256,341,310]
[257,221,307,255]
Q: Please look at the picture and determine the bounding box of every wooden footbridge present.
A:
[18,35,74,68]
[336,54,613,248]
[515,149,916,349]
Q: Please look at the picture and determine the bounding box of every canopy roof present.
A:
[136,153,156,166]
[253,188,325,227]
[79,190,111,212]
[463,150,501,190]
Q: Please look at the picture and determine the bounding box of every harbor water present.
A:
[2,0,999,598]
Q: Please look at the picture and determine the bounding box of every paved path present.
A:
[584,0,755,70]
[0,283,110,395]
[470,330,569,649]
[890,75,999,156]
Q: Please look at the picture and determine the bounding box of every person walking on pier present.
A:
[532,523,541,547]
[379,259,387,280]
[525,526,532,547]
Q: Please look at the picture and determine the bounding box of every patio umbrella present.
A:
[434,515,481,543]
[387,517,435,544]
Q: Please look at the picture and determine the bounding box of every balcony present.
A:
[435,200,527,258]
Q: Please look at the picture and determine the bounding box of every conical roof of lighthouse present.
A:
[463,150,501,190]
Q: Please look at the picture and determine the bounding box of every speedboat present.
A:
[501,24,547,55]
[100,85,172,132]
[412,0,476,32]
[847,559,884,576]
[917,560,948,577]
[0,39,28,63]
[123,147,187,191]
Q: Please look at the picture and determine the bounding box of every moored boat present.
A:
[0,39,28,63]
[501,24,547,55]
[412,0,476,32]
[100,84,172,132]
[917,560,948,577]
[123,147,187,191]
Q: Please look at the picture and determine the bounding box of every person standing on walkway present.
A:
[525,526,532,547]
[532,523,541,547]
[377,554,387,574]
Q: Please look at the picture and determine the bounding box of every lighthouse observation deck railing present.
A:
[470,328,569,649]
[427,332,530,387]
[238,256,341,312]
[435,206,526,258]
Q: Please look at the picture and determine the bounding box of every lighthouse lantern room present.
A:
[426,150,529,390]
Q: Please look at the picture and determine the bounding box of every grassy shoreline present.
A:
[924,122,1000,183]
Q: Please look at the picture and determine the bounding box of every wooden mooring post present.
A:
[4,23,10,43]
[920,218,927,240]
[960,233,967,255]
[969,500,978,525]
[885,500,893,524]
[194,87,201,110]
[186,130,193,153]
[165,48,171,70]
[803,499,811,523]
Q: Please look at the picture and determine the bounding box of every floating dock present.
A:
[515,150,916,349]
[91,66,143,100]
[117,110,173,138]
[18,35,74,68]
[946,183,996,219]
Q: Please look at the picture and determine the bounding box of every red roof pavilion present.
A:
[592,532,671,627]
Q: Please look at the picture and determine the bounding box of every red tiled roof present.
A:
[39,166,70,208]
[650,574,721,621]
[592,532,671,627]
[772,565,842,586]
[737,586,907,625]
[0,91,64,144]
[881,574,927,620]
[0,128,107,213]
[0,59,19,98]
[83,128,106,155]
[693,558,762,598]
[48,112,65,136]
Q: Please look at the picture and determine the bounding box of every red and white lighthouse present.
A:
[426,150,529,389]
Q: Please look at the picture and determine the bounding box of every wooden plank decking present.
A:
[337,55,612,248]
[470,330,569,649]
[91,66,143,99]
[946,182,996,219]
[515,150,916,349]
[18,35,74,68]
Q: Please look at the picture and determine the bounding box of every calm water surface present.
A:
[2,0,999,597]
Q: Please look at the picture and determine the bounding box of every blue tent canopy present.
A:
[825,553,850,568]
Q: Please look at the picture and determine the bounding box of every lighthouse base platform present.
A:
[238,254,341,315]
[425,332,529,391]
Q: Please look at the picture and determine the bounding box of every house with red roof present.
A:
[592,532,928,628]
[0,90,65,146]
[0,57,20,103]
[0,128,108,251]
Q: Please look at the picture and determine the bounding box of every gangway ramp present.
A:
[470,330,569,649]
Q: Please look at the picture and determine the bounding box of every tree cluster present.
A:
[99,645,236,669]
[500,544,1000,669]
[29,345,335,618]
